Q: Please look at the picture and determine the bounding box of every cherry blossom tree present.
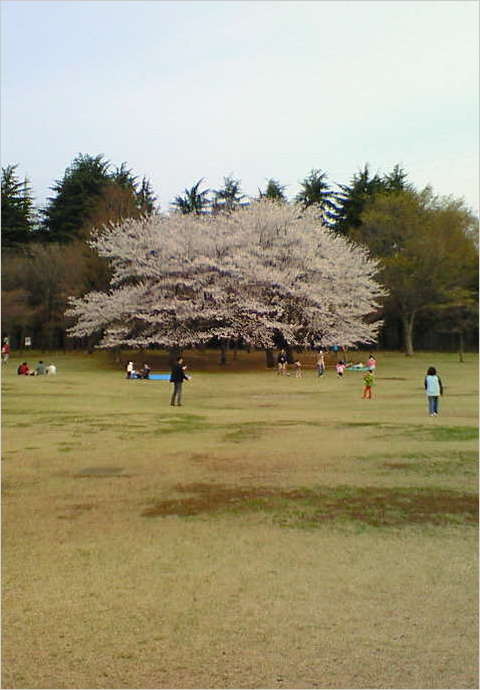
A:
[66,201,385,351]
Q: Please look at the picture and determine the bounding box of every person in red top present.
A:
[17,362,31,375]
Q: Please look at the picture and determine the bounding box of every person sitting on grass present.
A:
[35,361,46,375]
[141,363,151,379]
[17,362,31,375]
[46,363,56,375]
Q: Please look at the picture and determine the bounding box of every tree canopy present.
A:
[40,154,158,242]
[354,187,478,354]
[67,201,384,351]
[1,165,37,247]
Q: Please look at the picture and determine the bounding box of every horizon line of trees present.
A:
[1,153,478,357]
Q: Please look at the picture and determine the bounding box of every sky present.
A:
[1,0,479,214]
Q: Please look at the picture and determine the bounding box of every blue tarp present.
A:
[149,374,170,380]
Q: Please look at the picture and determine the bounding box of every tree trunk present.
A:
[402,312,415,356]
[169,347,182,367]
[264,348,275,368]
[285,344,294,364]
[219,338,228,365]
[86,333,96,354]
[458,332,464,363]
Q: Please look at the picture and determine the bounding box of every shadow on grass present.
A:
[142,483,478,528]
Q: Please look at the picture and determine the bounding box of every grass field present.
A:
[1,349,478,689]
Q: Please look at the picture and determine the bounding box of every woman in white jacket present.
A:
[424,366,444,416]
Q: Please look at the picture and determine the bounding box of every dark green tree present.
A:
[333,164,412,235]
[40,154,112,242]
[213,175,246,212]
[1,165,36,247]
[172,178,211,215]
[137,176,158,214]
[295,169,337,222]
[383,164,413,193]
[258,178,287,202]
[111,162,138,190]
[40,154,156,242]
[333,164,384,234]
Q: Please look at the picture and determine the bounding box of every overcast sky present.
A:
[1,0,478,213]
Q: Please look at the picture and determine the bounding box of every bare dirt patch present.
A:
[142,482,478,527]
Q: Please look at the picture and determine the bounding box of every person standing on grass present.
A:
[277,349,287,375]
[1,339,10,365]
[316,350,325,377]
[294,359,303,378]
[362,370,374,399]
[126,361,134,379]
[336,360,346,378]
[424,366,443,416]
[170,356,190,406]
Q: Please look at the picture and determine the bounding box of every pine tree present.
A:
[40,154,112,242]
[333,164,411,235]
[172,178,211,215]
[295,169,337,223]
[137,177,158,214]
[258,178,287,202]
[212,175,246,213]
[1,165,36,247]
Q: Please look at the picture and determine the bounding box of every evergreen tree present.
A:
[295,169,337,223]
[1,165,36,247]
[40,154,112,242]
[383,164,413,193]
[111,162,138,189]
[333,164,384,234]
[40,154,157,242]
[334,164,411,234]
[213,175,246,212]
[137,176,158,214]
[172,178,211,215]
[258,178,287,202]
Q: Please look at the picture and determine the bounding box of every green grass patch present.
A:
[142,482,478,528]
[430,426,478,442]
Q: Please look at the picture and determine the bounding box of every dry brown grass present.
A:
[1,350,478,689]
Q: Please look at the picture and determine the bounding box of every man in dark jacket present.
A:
[170,357,190,406]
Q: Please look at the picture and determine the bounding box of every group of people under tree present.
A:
[126,361,151,380]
